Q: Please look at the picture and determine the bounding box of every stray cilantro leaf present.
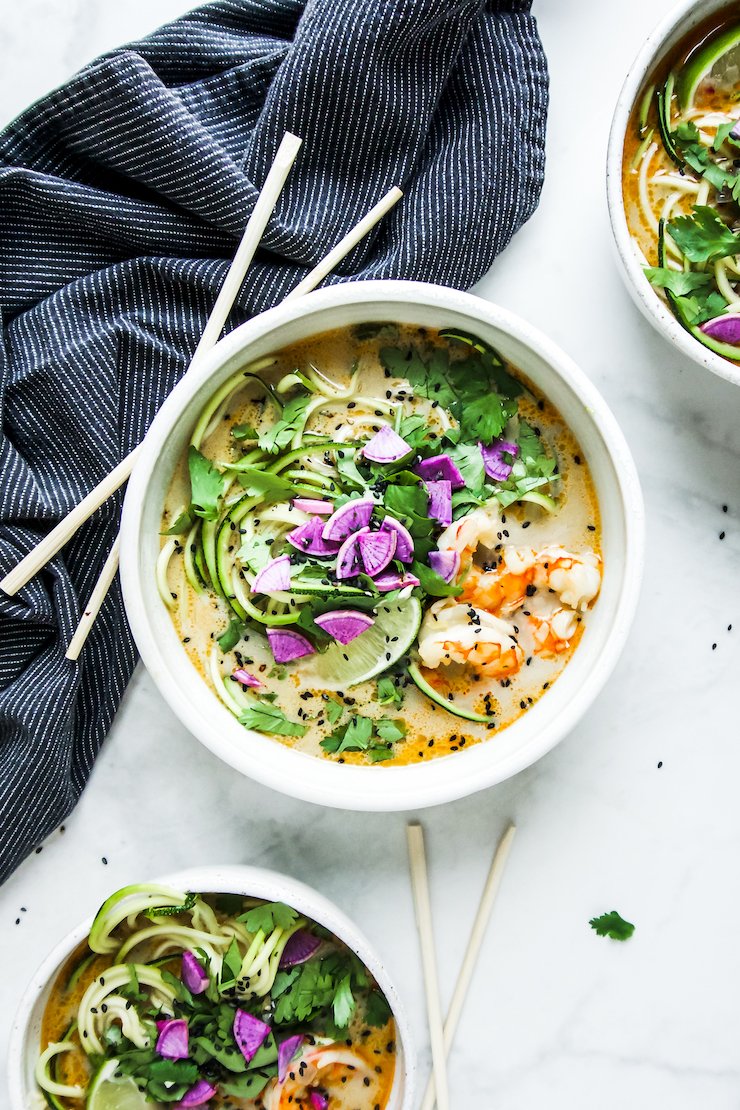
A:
[240,901,299,934]
[321,714,374,755]
[668,206,739,263]
[446,442,485,491]
[458,392,517,446]
[325,699,344,724]
[239,703,307,738]
[219,936,243,988]
[375,719,406,743]
[188,447,228,521]
[589,910,635,941]
[376,676,403,706]
[162,510,194,536]
[231,423,259,441]
[367,744,394,762]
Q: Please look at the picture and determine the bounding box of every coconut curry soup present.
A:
[36,885,396,1109]
[624,13,740,361]
[158,324,602,765]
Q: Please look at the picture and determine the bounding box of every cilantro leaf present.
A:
[364,989,392,1027]
[258,393,312,454]
[668,206,739,263]
[332,974,355,1028]
[412,560,462,598]
[218,618,246,653]
[236,468,296,503]
[325,698,344,724]
[188,447,228,521]
[162,510,194,536]
[375,719,406,743]
[240,901,299,934]
[377,676,403,706]
[239,703,307,738]
[446,442,485,491]
[589,910,635,941]
[643,267,713,296]
[458,393,517,446]
[321,714,374,754]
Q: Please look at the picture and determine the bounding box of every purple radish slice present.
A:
[336,527,368,579]
[426,480,452,526]
[322,498,374,542]
[700,314,740,346]
[309,1092,329,1110]
[292,497,333,515]
[266,628,315,663]
[287,517,341,557]
[232,669,263,689]
[357,528,397,577]
[380,517,414,563]
[480,439,519,482]
[314,610,375,644]
[181,951,210,994]
[414,454,464,489]
[429,549,461,583]
[252,554,291,594]
[156,1019,189,1060]
[175,1080,217,1107]
[360,425,411,463]
[373,569,420,592]
[278,1035,304,1083]
[279,929,322,968]
[233,1009,271,1063]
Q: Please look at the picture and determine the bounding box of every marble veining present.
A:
[2,1,740,1107]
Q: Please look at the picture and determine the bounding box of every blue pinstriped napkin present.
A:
[0,0,548,882]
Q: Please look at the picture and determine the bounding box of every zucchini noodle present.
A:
[638,141,660,233]
[35,1042,85,1100]
[156,536,179,610]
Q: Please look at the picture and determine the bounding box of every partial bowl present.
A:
[120,280,644,811]
[8,865,414,1110]
[607,0,740,386]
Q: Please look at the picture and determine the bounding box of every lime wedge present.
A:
[302,597,421,689]
[87,1062,152,1110]
[678,23,740,109]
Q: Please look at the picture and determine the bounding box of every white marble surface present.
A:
[2,1,740,1106]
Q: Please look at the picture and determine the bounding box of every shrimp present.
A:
[528,606,580,656]
[262,1043,378,1109]
[436,507,501,562]
[461,545,601,616]
[417,599,523,676]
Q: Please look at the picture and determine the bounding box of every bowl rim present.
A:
[7,864,415,1110]
[119,279,645,810]
[606,0,740,387]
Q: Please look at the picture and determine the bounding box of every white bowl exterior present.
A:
[119,281,644,810]
[8,865,414,1110]
[607,0,740,386]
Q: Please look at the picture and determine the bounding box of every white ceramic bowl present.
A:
[120,280,644,810]
[8,865,414,1110]
[607,0,740,386]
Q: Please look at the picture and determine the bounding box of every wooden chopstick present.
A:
[63,184,404,658]
[419,822,516,1110]
[1,131,303,599]
[407,822,449,1110]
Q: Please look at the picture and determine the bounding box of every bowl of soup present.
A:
[9,866,413,1110]
[608,0,740,384]
[119,281,644,810]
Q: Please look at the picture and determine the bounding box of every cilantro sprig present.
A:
[589,910,635,941]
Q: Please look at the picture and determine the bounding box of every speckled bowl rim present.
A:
[7,865,414,1110]
[606,0,740,387]
[119,280,645,810]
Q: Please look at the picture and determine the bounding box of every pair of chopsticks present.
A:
[1,131,403,660]
[407,821,516,1109]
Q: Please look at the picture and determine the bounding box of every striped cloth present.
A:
[0,0,547,882]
